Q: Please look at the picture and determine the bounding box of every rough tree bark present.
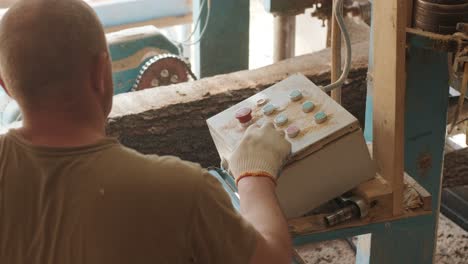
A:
[443,148,468,188]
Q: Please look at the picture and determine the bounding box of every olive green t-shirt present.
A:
[0,130,257,264]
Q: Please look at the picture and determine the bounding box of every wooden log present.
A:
[443,147,468,188]
[107,41,370,168]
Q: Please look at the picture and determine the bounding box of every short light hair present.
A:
[0,0,107,108]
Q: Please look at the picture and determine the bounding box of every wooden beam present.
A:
[288,207,430,237]
[352,175,394,219]
[372,0,408,216]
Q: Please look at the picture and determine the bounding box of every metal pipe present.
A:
[321,0,352,93]
[331,0,342,104]
[273,14,296,62]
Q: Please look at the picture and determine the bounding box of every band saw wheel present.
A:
[132,54,196,91]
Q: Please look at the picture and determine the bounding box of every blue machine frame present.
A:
[192,0,250,78]
[208,2,451,263]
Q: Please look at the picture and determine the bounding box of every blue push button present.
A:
[289,90,303,101]
[263,104,276,116]
[314,111,328,124]
[302,101,315,113]
[274,114,288,126]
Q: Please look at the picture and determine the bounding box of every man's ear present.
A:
[0,76,11,97]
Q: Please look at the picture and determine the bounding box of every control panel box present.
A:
[207,74,375,218]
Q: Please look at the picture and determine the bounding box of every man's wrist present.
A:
[236,171,277,188]
[235,171,276,186]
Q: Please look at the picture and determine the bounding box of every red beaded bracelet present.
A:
[235,171,277,187]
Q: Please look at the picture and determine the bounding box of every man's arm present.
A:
[238,178,292,264]
[228,122,293,264]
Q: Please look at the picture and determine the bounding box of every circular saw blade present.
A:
[133,54,194,91]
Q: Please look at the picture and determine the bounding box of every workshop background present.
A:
[0,0,467,263]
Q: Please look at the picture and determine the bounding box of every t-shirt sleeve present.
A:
[188,170,257,264]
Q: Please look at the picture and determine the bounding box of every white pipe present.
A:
[322,0,352,93]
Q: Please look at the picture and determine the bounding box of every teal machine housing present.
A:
[107,28,181,95]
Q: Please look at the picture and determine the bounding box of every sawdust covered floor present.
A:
[295,214,468,264]
[436,214,468,264]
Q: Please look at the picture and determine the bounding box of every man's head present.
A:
[0,0,113,124]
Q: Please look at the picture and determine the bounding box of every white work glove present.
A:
[227,122,292,185]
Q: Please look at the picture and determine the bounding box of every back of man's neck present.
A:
[17,121,106,148]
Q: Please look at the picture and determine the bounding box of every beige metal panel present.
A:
[207,74,359,160]
[277,129,375,217]
[207,74,375,217]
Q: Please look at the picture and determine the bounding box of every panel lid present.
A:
[207,74,360,161]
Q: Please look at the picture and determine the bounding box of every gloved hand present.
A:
[228,122,292,185]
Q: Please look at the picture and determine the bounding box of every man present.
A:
[0,0,292,263]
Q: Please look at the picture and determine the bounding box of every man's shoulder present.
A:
[114,145,203,172]
[103,144,206,185]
